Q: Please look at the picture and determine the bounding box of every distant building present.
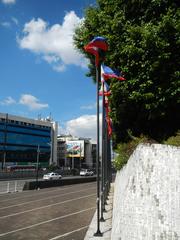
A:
[57,135,96,169]
[0,113,58,169]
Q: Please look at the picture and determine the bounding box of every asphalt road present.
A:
[0,176,92,194]
[0,182,96,240]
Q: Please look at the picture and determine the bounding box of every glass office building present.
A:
[0,113,57,169]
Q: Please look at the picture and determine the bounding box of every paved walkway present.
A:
[84,183,114,240]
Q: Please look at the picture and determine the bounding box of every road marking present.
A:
[0,186,96,210]
[49,225,89,240]
[0,193,96,219]
[0,207,95,237]
[0,182,95,203]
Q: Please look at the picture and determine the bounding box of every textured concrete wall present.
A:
[111,144,180,240]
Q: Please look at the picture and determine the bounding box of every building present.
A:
[57,135,96,169]
[0,113,58,169]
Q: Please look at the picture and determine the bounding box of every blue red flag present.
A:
[99,82,111,96]
[106,115,112,137]
[101,64,125,81]
[84,37,108,66]
[86,37,108,52]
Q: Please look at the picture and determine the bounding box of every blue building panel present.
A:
[0,114,54,168]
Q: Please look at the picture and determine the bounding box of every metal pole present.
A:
[108,138,112,185]
[2,113,8,170]
[36,145,40,189]
[72,156,74,169]
[94,62,102,237]
[80,143,81,170]
[100,81,105,221]
[104,121,108,204]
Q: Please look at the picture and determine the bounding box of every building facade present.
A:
[0,113,57,169]
[57,135,96,169]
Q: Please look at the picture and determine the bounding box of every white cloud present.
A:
[80,103,96,110]
[17,11,86,71]
[19,94,48,111]
[11,17,18,25]
[53,64,66,72]
[1,0,16,4]
[1,21,11,28]
[80,100,103,110]
[65,114,102,143]
[0,96,16,105]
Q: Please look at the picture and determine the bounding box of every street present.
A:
[0,176,93,194]
[0,182,96,240]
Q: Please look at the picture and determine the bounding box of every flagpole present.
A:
[100,80,105,222]
[84,36,108,237]
[94,59,102,237]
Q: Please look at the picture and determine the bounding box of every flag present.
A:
[84,37,108,66]
[106,115,112,137]
[86,37,108,52]
[84,45,100,66]
[99,82,111,96]
[101,64,125,81]
[105,104,111,118]
[104,96,109,108]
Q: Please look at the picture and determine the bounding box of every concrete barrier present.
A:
[23,176,96,190]
[111,144,180,240]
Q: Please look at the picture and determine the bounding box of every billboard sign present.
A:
[66,140,84,157]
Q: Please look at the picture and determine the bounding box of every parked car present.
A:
[43,172,62,180]
[80,169,94,176]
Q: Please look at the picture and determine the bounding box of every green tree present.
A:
[74,0,180,144]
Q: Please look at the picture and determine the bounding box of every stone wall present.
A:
[111,144,180,240]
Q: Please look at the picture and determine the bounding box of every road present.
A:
[0,182,96,240]
[0,176,91,194]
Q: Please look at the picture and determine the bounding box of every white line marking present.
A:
[0,182,95,203]
[49,225,89,240]
[0,186,96,210]
[0,207,95,237]
[0,193,96,219]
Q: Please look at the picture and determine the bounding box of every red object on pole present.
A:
[84,36,108,66]
[84,45,100,66]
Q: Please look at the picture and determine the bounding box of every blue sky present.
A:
[0,0,99,141]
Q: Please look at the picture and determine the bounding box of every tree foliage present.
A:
[74,0,180,144]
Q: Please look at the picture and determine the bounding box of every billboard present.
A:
[66,140,84,157]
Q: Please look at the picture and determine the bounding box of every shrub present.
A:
[163,131,180,146]
[113,135,151,170]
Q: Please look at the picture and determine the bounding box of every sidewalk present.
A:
[84,183,114,240]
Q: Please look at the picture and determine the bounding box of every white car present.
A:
[80,169,94,176]
[43,172,62,180]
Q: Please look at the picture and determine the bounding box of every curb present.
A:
[84,183,114,240]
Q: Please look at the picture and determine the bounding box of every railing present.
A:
[0,180,25,194]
